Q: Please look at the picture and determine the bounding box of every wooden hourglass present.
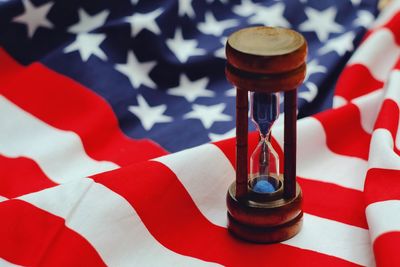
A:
[225,26,307,243]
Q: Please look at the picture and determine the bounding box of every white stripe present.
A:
[274,117,368,191]
[366,200,400,242]
[283,214,374,267]
[368,129,400,170]
[155,143,373,265]
[209,128,235,142]
[0,258,22,267]
[18,179,219,267]
[154,144,235,227]
[332,95,348,108]
[372,0,400,28]
[0,96,118,183]
[0,196,8,202]
[384,70,400,104]
[352,89,383,134]
[348,28,400,81]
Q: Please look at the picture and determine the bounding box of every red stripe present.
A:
[0,155,57,198]
[395,57,400,70]
[0,199,105,267]
[93,161,360,267]
[374,99,399,140]
[364,168,400,206]
[277,134,367,229]
[373,99,400,157]
[214,135,367,228]
[0,49,167,167]
[299,177,367,228]
[373,232,400,267]
[315,103,371,160]
[335,64,383,102]
[384,12,400,45]
[214,131,260,170]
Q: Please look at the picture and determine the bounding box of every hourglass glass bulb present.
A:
[251,92,279,138]
[250,92,280,193]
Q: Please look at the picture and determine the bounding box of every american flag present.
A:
[0,0,399,265]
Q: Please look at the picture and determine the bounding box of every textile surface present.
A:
[1,0,400,266]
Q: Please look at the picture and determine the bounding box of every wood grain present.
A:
[226,26,307,75]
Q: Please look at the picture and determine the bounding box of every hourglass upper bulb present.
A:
[250,92,279,137]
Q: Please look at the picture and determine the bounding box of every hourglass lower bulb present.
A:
[249,92,280,194]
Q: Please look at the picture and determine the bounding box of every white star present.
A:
[184,103,232,129]
[353,10,374,28]
[168,74,215,102]
[198,12,238,36]
[318,31,355,56]
[178,0,195,18]
[351,0,361,5]
[12,0,53,38]
[124,8,163,37]
[214,37,227,59]
[166,28,206,63]
[299,82,318,102]
[131,0,139,5]
[64,33,107,62]
[298,7,343,42]
[128,95,172,131]
[68,8,109,34]
[209,128,236,142]
[115,51,157,89]
[233,0,259,17]
[225,87,236,96]
[248,3,290,28]
[305,59,327,81]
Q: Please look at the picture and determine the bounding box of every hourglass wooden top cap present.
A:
[226,27,307,75]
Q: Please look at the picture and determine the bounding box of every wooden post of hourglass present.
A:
[225,26,307,243]
[235,88,249,198]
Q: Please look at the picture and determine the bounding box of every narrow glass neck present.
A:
[250,133,280,178]
[259,130,271,143]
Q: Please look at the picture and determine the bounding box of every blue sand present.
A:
[253,180,276,193]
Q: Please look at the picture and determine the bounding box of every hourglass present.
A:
[225,26,307,243]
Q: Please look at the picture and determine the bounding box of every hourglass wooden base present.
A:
[227,181,303,243]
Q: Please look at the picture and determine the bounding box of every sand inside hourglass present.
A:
[249,92,280,194]
[251,175,280,193]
